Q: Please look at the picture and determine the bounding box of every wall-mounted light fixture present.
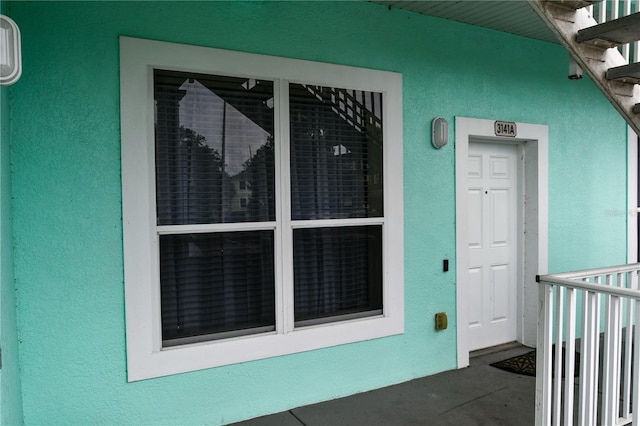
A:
[432,117,448,149]
[0,14,21,86]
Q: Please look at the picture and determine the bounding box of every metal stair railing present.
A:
[537,264,640,426]
[529,0,640,136]
[302,85,383,134]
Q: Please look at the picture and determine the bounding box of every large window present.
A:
[120,37,403,381]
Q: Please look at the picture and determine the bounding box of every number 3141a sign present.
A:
[494,121,517,137]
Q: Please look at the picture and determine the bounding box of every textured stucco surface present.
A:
[1,86,24,426]
[1,0,24,421]
[6,1,628,424]
[0,10,24,423]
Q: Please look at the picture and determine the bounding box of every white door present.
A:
[467,142,519,351]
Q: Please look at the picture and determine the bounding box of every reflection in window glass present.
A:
[154,70,275,225]
[289,83,383,220]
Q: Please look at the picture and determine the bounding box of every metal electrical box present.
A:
[435,312,448,331]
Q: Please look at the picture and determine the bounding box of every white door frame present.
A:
[627,125,638,263]
[455,117,548,368]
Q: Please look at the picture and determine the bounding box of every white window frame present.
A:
[120,36,404,381]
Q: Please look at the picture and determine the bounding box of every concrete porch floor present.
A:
[232,344,536,426]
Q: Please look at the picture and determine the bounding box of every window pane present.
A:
[155,70,275,225]
[293,226,383,324]
[290,84,383,220]
[160,231,275,345]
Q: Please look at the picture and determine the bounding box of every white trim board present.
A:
[627,125,638,264]
[455,117,548,368]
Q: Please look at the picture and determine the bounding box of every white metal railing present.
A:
[587,0,640,62]
[536,264,640,426]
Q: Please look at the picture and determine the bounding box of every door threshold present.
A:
[470,341,521,358]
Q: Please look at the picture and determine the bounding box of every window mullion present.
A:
[276,79,294,334]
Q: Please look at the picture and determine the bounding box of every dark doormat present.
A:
[490,349,581,377]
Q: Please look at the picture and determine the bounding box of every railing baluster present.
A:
[591,279,602,425]
[552,285,564,425]
[635,0,640,62]
[623,0,632,61]
[579,279,594,426]
[563,286,577,426]
[599,0,607,24]
[536,281,554,426]
[633,290,640,425]
[622,272,635,419]
[602,274,622,425]
[580,277,602,426]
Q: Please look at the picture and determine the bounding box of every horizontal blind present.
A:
[289,83,384,220]
[293,225,383,324]
[154,69,278,346]
[154,69,275,225]
[160,231,275,345]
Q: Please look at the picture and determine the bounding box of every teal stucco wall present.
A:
[7,1,628,424]
[0,3,24,424]
[1,92,23,426]
[1,85,24,426]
